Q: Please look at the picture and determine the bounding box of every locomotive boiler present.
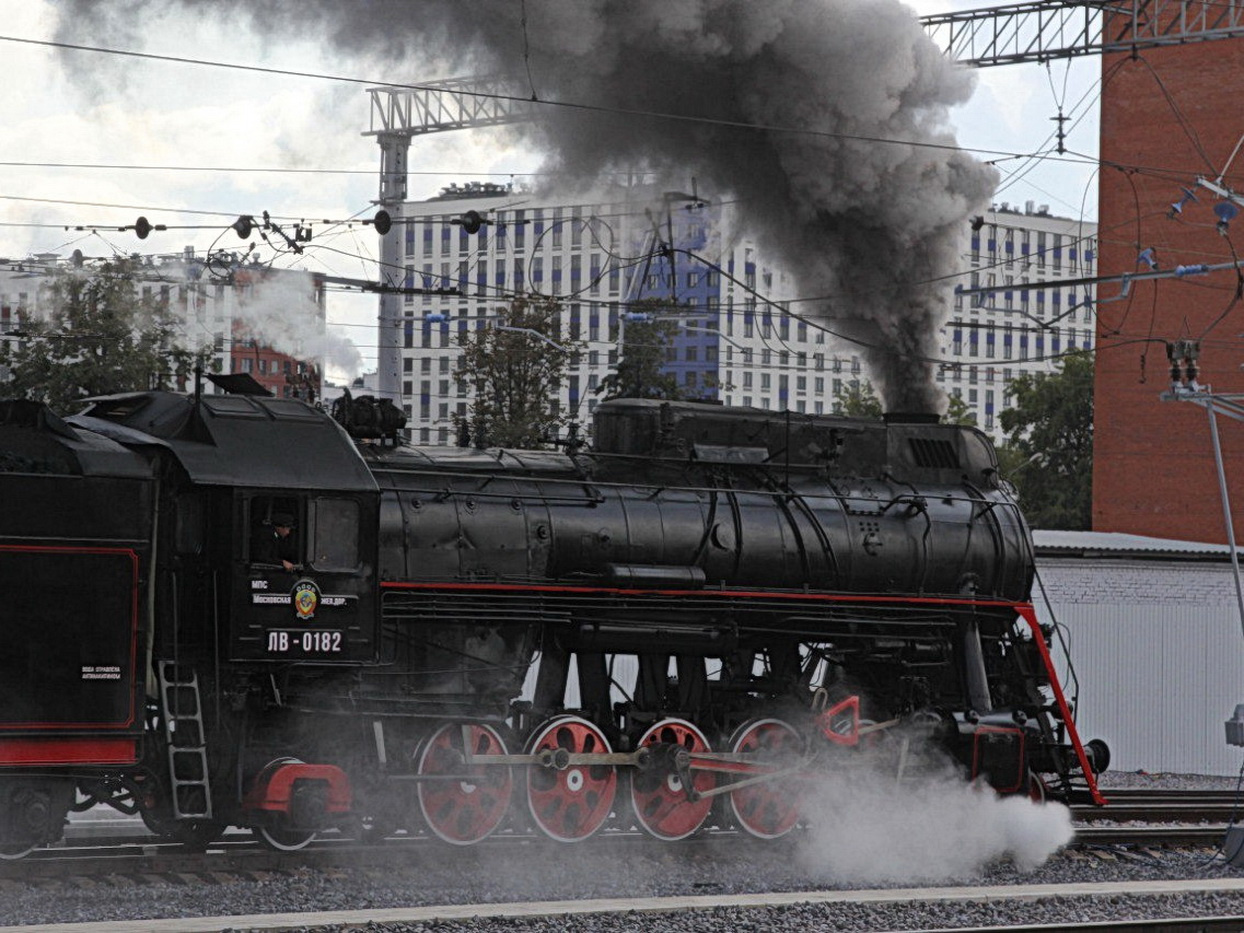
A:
[0,390,1106,856]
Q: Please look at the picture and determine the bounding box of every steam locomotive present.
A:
[0,389,1106,856]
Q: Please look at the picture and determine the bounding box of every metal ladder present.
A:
[156,661,213,820]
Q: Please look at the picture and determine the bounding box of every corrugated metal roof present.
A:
[1034,529,1231,558]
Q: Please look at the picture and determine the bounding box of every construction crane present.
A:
[362,77,533,401]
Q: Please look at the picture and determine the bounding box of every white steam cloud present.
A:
[52,0,996,412]
[233,271,363,376]
[797,759,1074,883]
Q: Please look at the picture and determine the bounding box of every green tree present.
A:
[596,299,686,401]
[997,350,1094,530]
[944,392,978,427]
[834,379,883,418]
[454,296,580,449]
[0,257,213,413]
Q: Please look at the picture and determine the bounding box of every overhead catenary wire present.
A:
[0,33,1114,164]
[0,195,1121,345]
[0,217,1110,365]
[12,15,1244,373]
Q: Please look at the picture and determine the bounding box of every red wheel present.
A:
[629,718,716,841]
[526,716,617,842]
[728,718,804,839]
[416,722,513,845]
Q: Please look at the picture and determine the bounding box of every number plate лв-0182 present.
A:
[265,629,344,655]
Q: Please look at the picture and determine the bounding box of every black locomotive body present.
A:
[0,391,1105,855]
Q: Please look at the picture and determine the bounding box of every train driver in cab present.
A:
[259,512,300,572]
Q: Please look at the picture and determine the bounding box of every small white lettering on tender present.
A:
[81,665,122,680]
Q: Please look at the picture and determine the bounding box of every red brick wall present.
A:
[1094,38,1244,543]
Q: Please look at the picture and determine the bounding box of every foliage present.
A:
[943,392,978,427]
[595,299,686,401]
[997,350,1094,530]
[0,257,215,413]
[453,296,581,449]
[834,379,883,418]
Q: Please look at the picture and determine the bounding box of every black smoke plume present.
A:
[51,0,996,411]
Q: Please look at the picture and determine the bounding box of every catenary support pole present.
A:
[1206,399,1244,641]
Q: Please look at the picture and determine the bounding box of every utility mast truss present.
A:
[920,0,1244,67]
[364,77,532,138]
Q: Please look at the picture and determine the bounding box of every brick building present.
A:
[1093,35,1244,542]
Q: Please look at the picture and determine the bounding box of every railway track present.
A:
[1074,788,1244,823]
[0,787,1236,882]
[1,791,1242,933]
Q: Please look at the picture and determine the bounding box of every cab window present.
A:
[250,496,301,568]
[310,498,359,571]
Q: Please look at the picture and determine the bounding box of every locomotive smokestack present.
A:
[50,0,995,412]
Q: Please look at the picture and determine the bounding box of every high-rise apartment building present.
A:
[397,182,1096,444]
[941,203,1097,434]
[398,182,869,445]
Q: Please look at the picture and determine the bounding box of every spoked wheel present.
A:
[630,718,716,841]
[526,715,616,842]
[727,718,804,839]
[253,822,316,852]
[416,722,513,846]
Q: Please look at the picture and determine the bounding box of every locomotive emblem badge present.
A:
[292,580,319,621]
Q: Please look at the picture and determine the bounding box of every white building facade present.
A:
[940,203,1098,434]
[395,184,1097,444]
[396,182,875,445]
[0,251,233,384]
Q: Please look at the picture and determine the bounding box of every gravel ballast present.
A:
[5,770,1244,932]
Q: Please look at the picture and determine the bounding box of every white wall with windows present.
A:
[397,182,875,444]
[396,186,1097,445]
[938,203,1097,437]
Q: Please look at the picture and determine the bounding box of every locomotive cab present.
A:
[234,487,379,663]
[69,391,382,846]
[72,392,382,668]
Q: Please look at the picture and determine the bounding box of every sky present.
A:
[0,0,1102,382]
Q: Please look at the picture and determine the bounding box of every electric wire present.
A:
[0,33,1167,170]
[0,33,1109,162]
